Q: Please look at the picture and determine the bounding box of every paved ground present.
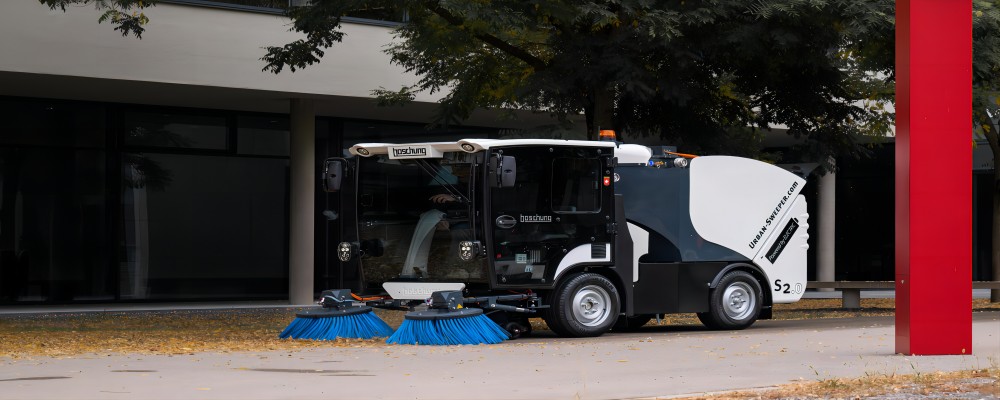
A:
[1,312,997,400]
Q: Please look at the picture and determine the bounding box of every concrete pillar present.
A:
[816,164,836,291]
[289,98,316,305]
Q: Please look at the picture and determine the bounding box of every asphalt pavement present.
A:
[1,312,997,400]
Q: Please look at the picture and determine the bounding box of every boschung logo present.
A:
[392,147,427,157]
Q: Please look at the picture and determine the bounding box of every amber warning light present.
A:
[598,129,617,141]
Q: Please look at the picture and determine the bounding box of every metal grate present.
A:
[591,243,607,259]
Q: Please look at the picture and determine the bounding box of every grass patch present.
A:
[0,298,997,359]
[677,366,1000,399]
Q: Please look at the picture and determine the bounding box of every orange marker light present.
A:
[598,129,617,141]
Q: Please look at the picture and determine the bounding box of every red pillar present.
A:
[895,0,972,355]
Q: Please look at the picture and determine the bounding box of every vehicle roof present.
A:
[348,138,617,157]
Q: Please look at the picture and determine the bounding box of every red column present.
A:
[895,0,972,355]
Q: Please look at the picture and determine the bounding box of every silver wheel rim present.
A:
[572,285,612,327]
[722,282,756,320]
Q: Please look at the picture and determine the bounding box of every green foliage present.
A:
[974,0,1000,133]
[294,0,894,158]
[40,0,897,159]
[39,0,156,38]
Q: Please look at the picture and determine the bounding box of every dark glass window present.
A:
[122,111,228,150]
[0,148,110,303]
[237,115,289,156]
[120,153,288,299]
[163,1,407,22]
[551,158,602,212]
[343,4,407,22]
[0,98,105,148]
[354,155,484,289]
[200,0,289,9]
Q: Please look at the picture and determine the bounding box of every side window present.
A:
[551,158,602,212]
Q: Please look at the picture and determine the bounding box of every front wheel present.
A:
[544,272,620,337]
[697,271,762,330]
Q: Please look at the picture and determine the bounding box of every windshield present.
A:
[355,153,487,287]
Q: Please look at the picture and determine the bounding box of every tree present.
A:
[39,0,1000,298]
[974,0,1000,302]
[39,0,894,161]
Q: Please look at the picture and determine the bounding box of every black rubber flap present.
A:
[403,307,483,321]
[295,306,372,318]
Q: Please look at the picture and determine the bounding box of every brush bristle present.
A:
[279,310,393,340]
[386,313,509,345]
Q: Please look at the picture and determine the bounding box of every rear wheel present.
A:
[697,271,762,330]
[544,272,620,337]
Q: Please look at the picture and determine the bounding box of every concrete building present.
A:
[0,0,993,306]
[0,0,572,305]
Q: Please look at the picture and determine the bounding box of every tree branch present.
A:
[422,1,548,71]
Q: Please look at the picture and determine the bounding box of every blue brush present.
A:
[280,307,393,340]
[386,291,509,345]
[280,290,393,340]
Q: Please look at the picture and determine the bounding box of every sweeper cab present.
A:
[322,134,809,338]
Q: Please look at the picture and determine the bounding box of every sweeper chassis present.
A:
[360,292,544,338]
[320,138,811,341]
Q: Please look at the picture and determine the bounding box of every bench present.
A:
[805,281,1000,309]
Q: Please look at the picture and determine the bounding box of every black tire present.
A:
[503,320,532,339]
[697,271,762,330]
[612,314,653,332]
[543,272,620,337]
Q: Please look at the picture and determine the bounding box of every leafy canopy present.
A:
[40,0,895,158]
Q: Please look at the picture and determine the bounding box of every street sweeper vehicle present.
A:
[283,133,810,344]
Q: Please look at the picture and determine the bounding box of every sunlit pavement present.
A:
[1,312,997,400]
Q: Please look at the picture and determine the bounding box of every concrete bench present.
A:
[805,281,1000,309]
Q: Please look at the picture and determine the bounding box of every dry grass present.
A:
[677,366,1000,400]
[0,298,997,359]
[2,298,997,399]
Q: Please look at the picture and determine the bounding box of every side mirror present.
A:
[322,158,346,192]
[489,155,516,188]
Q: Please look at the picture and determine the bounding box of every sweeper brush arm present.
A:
[445,293,545,314]
[359,290,544,315]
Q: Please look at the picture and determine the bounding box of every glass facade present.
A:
[120,153,289,299]
[0,97,500,304]
[834,146,896,281]
[0,95,991,305]
[0,99,110,302]
[163,0,408,22]
[123,111,228,150]
[0,147,110,302]
[0,97,292,304]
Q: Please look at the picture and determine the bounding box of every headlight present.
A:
[458,241,481,261]
[337,242,355,262]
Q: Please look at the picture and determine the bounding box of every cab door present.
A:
[486,146,615,288]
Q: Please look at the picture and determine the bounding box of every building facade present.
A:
[0,1,994,306]
[0,0,565,305]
